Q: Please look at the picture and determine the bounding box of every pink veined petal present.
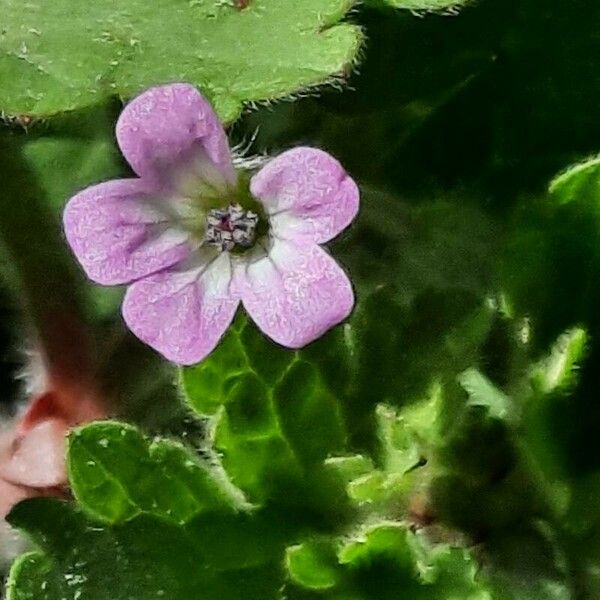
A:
[250,147,359,245]
[122,250,239,365]
[236,240,354,348]
[116,83,235,188]
[63,179,192,285]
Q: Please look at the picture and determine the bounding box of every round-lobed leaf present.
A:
[0,0,362,122]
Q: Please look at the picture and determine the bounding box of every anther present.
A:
[205,203,259,252]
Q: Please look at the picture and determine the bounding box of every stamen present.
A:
[205,202,259,252]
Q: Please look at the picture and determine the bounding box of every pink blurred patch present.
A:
[0,385,108,518]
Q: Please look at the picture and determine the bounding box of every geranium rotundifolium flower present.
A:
[63,84,359,365]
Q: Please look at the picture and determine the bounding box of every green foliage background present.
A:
[1,0,600,598]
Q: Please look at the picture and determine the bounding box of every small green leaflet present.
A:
[458,368,515,422]
[286,541,339,590]
[548,154,600,206]
[0,0,361,121]
[285,523,497,599]
[529,327,587,396]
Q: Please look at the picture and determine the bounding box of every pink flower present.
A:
[64,84,359,365]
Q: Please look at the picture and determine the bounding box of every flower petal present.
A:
[0,477,36,519]
[250,147,359,245]
[64,179,192,285]
[0,419,67,489]
[122,250,239,365]
[116,83,235,187]
[237,240,354,348]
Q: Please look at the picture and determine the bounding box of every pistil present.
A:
[205,202,259,252]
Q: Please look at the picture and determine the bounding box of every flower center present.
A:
[205,202,259,252]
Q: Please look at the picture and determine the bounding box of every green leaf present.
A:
[338,522,413,567]
[6,429,290,599]
[284,518,502,600]
[347,471,388,504]
[185,509,291,570]
[323,455,375,484]
[376,388,442,474]
[213,402,303,502]
[215,389,349,513]
[5,552,59,600]
[529,327,587,396]
[336,523,496,599]
[458,368,515,422]
[181,314,295,416]
[338,393,442,506]
[7,498,284,600]
[416,542,496,600]
[286,541,339,590]
[183,316,348,505]
[274,360,347,466]
[184,319,301,502]
[68,421,243,524]
[519,328,589,497]
[220,373,277,438]
[0,0,361,122]
[548,154,600,206]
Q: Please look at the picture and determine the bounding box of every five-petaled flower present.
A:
[64,84,359,365]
